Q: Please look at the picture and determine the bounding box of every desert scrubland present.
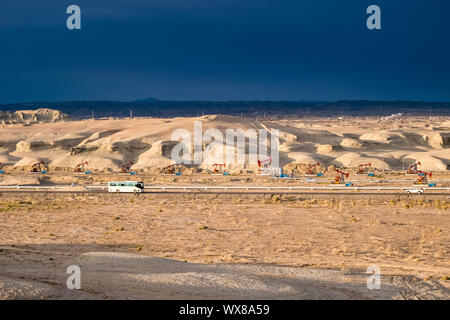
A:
[0,193,449,299]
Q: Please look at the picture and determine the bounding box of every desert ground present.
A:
[0,110,449,299]
[0,192,448,299]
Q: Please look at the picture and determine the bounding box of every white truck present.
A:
[405,187,424,194]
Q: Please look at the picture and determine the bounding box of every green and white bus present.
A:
[108,181,144,193]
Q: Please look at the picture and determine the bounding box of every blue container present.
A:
[345,183,353,186]
[85,171,92,174]
[317,173,324,176]
[175,172,181,176]
[428,183,436,187]
[130,172,136,175]
[419,173,425,176]
[0,170,4,174]
[368,173,375,177]
[223,172,229,175]
[41,171,47,174]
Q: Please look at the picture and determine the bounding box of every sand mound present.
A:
[332,153,390,170]
[79,130,119,145]
[340,138,365,149]
[13,157,44,167]
[427,132,450,149]
[134,140,181,169]
[147,140,180,157]
[15,140,52,152]
[279,131,298,142]
[279,142,294,152]
[52,134,91,149]
[284,152,319,165]
[284,161,324,174]
[0,154,19,164]
[316,144,342,154]
[359,131,393,143]
[50,155,119,171]
[403,154,448,171]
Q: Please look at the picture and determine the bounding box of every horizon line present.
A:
[1,98,450,105]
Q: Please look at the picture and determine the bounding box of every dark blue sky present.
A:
[0,0,449,103]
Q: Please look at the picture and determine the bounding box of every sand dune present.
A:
[0,111,448,172]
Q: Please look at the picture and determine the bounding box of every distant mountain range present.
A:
[0,99,449,119]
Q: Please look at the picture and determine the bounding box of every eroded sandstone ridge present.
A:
[0,112,448,173]
[0,108,68,125]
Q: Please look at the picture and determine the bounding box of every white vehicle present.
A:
[405,187,424,194]
[108,181,144,193]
